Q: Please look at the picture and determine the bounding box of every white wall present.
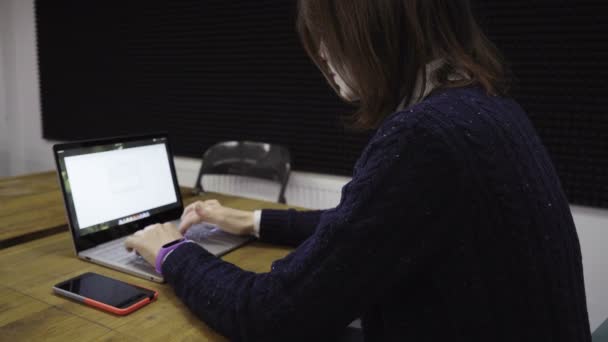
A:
[0,0,54,177]
[0,0,607,332]
[0,0,11,176]
[572,205,608,331]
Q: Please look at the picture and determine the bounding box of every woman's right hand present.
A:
[178,199,255,236]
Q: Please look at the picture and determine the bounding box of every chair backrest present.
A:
[192,141,291,203]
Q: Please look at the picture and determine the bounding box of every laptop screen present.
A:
[55,136,181,238]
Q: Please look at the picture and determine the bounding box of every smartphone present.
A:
[53,272,158,315]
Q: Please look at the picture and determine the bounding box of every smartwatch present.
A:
[155,238,190,274]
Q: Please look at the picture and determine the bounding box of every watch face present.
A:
[162,238,184,248]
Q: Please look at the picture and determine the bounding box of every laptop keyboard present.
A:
[88,237,157,273]
[185,223,231,241]
[84,223,246,275]
[93,237,131,262]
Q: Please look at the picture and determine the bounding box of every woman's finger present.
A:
[196,203,214,221]
[124,235,139,252]
[181,201,200,219]
[178,210,202,234]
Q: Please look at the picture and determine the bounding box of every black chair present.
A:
[192,141,291,203]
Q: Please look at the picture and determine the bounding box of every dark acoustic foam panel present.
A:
[37,1,607,207]
[36,0,370,176]
[474,1,607,208]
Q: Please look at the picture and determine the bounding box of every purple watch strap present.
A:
[155,238,190,274]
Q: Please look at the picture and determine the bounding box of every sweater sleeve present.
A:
[257,209,324,247]
[163,111,458,341]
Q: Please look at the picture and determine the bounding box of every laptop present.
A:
[53,133,251,283]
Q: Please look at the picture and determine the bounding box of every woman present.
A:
[125,1,591,341]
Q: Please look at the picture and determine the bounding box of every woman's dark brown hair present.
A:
[297,0,509,129]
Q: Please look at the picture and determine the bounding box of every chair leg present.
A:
[192,163,206,195]
[278,174,290,204]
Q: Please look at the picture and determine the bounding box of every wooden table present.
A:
[0,234,293,341]
[0,171,192,248]
[0,173,299,341]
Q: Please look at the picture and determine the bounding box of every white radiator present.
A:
[174,157,349,210]
[284,172,348,209]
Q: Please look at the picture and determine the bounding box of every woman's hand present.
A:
[179,200,255,236]
[124,223,183,266]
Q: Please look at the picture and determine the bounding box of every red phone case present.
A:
[83,290,158,315]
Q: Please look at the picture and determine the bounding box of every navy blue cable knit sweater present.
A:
[163,86,591,341]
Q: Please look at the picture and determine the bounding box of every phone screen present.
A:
[56,273,155,308]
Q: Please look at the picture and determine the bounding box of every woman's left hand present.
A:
[124,222,183,266]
